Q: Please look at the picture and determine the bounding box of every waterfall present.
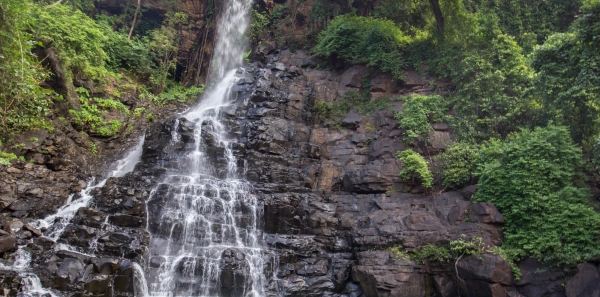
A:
[0,137,146,297]
[33,135,146,241]
[144,0,272,296]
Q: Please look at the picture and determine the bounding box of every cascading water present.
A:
[0,137,145,296]
[143,0,274,296]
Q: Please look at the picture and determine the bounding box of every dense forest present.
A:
[1,0,600,283]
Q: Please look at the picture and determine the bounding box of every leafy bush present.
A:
[312,89,390,128]
[489,246,523,280]
[314,15,411,79]
[0,151,17,166]
[388,246,410,259]
[69,91,129,137]
[465,0,582,45]
[473,126,600,267]
[411,244,452,264]
[250,10,270,43]
[139,84,204,106]
[0,0,54,135]
[438,142,480,188]
[397,149,433,188]
[96,16,153,75]
[32,4,110,80]
[450,235,486,258]
[308,0,341,31]
[395,95,447,142]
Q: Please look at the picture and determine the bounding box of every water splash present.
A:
[18,273,59,297]
[134,262,151,297]
[144,0,274,295]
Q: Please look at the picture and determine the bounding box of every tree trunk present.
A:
[428,0,445,37]
[128,0,141,40]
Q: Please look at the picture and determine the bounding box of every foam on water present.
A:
[142,0,277,296]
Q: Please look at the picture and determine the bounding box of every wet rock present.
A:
[94,258,120,275]
[296,258,329,277]
[402,69,425,87]
[352,251,427,297]
[433,275,456,297]
[3,219,23,233]
[0,234,16,253]
[73,207,107,228]
[220,249,251,297]
[84,275,112,295]
[57,258,85,284]
[108,214,144,228]
[23,224,42,237]
[0,184,16,210]
[33,236,56,250]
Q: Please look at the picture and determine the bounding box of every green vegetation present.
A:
[530,1,600,148]
[394,95,447,142]
[449,235,486,258]
[314,15,412,79]
[0,0,204,144]
[69,88,129,137]
[312,87,390,129]
[0,0,54,136]
[33,4,110,80]
[389,235,522,280]
[0,151,17,166]
[438,142,480,188]
[397,149,433,188]
[141,84,204,106]
[306,0,600,270]
[411,244,452,264]
[250,10,271,43]
[88,141,97,155]
[473,126,600,267]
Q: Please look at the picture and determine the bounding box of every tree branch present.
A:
[47,0,63,7]
[128,0,141,40]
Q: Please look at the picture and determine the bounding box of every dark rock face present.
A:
[566,262,600,297]
[1,48,597,297]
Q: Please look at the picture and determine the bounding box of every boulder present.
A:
[566,262,600,297]
[457,254,513,285]
[0,234,16,253]
[516,258,565,297]
[352,251,427,297]
[402,69,424,87]
[3,219,23,233]
[468,202,504,224]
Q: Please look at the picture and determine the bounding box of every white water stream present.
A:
[1,136,145,296]
[3,0,261,295]
[143,0,276,296]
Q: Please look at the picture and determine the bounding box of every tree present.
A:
[432,15,535,141]
[531,0,600,148]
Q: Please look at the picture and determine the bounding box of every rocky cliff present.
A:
[0,47,599,297]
